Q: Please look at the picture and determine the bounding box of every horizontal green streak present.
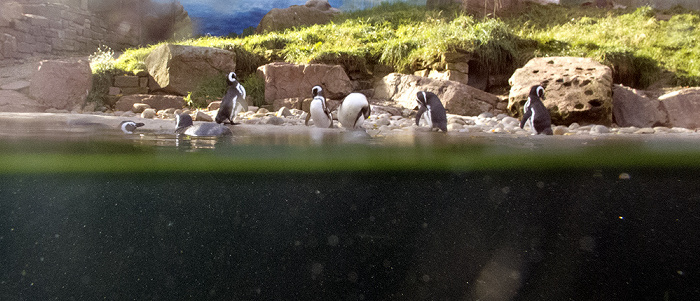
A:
[0,145,698,174]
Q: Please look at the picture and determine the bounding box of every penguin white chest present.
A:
[422,105,433,128]
[338,93,369,129]
[310,99,332,128]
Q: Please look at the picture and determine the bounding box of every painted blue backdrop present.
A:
[157,0,424,36]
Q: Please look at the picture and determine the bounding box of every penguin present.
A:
[119,121,145,134]
[305,85,333,128]
[337,93,370,130]
[215,72,248,125]
[176,113,232,137]
[519,85,553,135]
[415,91,448,132]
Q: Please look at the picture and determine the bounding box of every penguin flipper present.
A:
[519,109,532,129]
[305,112,311,126]
[415,106,427,126]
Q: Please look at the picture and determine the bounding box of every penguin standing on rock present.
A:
[306,85,333,128]
[216,72,248,125]
[415,91,448,132]
[119,121,145,134]
[337,93,371,130]
[520,85,553,135]
[177,113,232,137]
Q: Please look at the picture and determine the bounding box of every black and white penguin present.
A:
[305,85,333,128]
[415,91,448,132]
[337,93,370,130]
[119,121,145,134]
[215,72,248,125]
[176,113,232,137]
[519,85,553,135]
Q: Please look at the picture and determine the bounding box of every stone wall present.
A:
[0,0,192,66]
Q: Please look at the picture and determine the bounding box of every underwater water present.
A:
[1,116,700,300]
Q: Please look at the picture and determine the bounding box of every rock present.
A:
[141,108,157,119]
[257,108,270,114]
[306,0,332,10]
[0,90,46,112]
[377,114,391,126]
[428,0,517,16]
[371,105,403,116]
[553,125,568,135]
[261,116,285,125]
[659,88,700,129]
[115,94,186,112]
[256,2,340,33]
[145,44,236,96]
[257,62,352,105]
[29,59,92,110]
[207,101,221,111]
[374,73,500,116]
[132,103,151,113]
[1,80,30,91]
[276,107,292,117]
[195,110,213,122]
[634,127,655,134]
[590,125,610,134]
[508,57,613,126]
[273,97,305,111]
[612,84,667,128]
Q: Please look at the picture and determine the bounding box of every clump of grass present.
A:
[114,45,158,74]
[240,73,265,107]
[87,45,116,108]
[184,73,228,108]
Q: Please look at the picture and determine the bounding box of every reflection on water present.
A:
[1,113,700,300]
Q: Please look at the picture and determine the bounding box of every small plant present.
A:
[185,74,228,108]
[241,73,265,107]
[87,45,116,109]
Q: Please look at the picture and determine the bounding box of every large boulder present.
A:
[508,57,613,126]
[115,94,186,112]
[145,44,236,96]
[257,62,352,104]
[612,84,667,128]
[256,1,340,33]
[374,73,500,116]
[29,59,92,110]
[659,88,700,129]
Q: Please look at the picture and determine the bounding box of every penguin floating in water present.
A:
[305,85,333,128]
[176,113,232,137]
[215,72,248,125]
[337,93,370,130]
[119,121,145,134]
[520,85,553,135]
[415,91,448,132]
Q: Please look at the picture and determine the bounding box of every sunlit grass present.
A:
[96,1,700,106]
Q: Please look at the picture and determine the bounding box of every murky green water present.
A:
[1,117,700,300]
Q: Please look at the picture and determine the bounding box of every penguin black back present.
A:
[415,91,448,132]
[216,72,248,125]
[519,85,553,135]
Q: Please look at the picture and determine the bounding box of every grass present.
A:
[90,3,700,109]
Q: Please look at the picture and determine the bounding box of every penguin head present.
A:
[529,85,545,100]
[226,72,238,85]
[175,113,194,130]
[119,120,145,134]
[311,85,323,97]
[416,91,429,107]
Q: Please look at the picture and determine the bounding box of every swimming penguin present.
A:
[119,121,145,134]
[520,85,553,135]
[176,113,232,137]
[337,93,370,130]
[305,85,333,128]
[415,91,448,132]
[215,72,248,125]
